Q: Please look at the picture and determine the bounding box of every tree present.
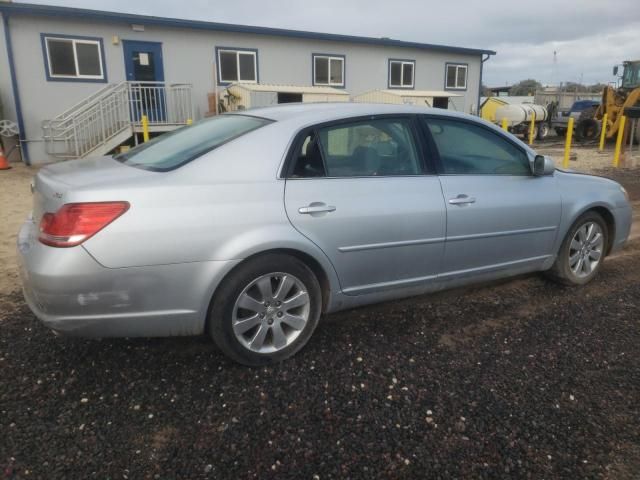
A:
[587,83,607,93]
[509,79,542,96]
[563,82,588,93]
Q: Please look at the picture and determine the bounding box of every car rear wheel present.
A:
[546,211,608,285]
[208,254,322,366]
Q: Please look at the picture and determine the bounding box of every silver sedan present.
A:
[18,103,632,365]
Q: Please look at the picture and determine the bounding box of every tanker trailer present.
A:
[494,103,550,140]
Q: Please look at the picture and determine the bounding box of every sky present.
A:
[25,0,640,87]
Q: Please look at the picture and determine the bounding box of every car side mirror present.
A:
[533,155,555,176]
[613,65,619,76]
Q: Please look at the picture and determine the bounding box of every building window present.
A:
[445,63,467,90]
[217,48,258,84]
[313,54,344,87]
[42,34,106,81]
[389,59,415,88]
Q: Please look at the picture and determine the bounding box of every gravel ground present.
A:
[1,163,639,479]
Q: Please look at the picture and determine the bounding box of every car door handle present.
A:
[448,194,476,205]
[298,204,336,214]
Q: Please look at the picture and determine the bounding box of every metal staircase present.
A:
[42,81,194,159]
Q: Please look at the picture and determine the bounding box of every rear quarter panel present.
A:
[80,121,340,287]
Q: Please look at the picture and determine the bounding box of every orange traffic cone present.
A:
[0,146,10,170]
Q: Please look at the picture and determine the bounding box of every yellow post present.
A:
[613,115,627,167]
[598,113,608,152]
[141,115,150,143]
[501,117,508,131]
[563,117,574,169]
[528,112,536,145]
[186,118,193,125]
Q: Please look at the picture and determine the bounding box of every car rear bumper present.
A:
[17,218,240,337]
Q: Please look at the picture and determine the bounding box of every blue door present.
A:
[123,40,166,122]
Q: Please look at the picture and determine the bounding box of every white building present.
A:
[0,1,495,164]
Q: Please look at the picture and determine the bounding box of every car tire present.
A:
[208,253,322,366]
[575,107,600,142]
[546,211,608,286]
[555,127,566,137]
[537,122,550,140]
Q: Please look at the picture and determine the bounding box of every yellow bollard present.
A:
[598,113,608,152]
[563,117,574,169]
[528,112,536,145]
[613,115,626,167]
[186,118,193,125]
[141,115,150,143]
[501,117,508,132]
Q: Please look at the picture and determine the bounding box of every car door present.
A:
[284,116,446,295]
[420,115,562,279]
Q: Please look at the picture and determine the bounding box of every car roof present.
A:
[229,102,474,125]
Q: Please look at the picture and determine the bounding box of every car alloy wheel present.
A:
[568,221,604,278]
[232,273,310,353]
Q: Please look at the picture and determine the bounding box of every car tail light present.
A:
[39,202,130,248]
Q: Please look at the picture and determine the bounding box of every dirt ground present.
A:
[0,164,35,296]
[536,141,640,172]
[1,156,640,479]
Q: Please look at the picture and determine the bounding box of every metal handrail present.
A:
[43,81,194,159]
[53,82,125,120]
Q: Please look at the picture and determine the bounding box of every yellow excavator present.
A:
[576,60,640,142]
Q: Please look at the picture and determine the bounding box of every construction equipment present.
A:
[576,60,640,142]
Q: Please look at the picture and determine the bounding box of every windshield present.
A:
[116,114,273,171]
[622,63,640,89]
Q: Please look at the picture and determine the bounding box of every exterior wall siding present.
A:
[3,13,482,164]
[0,13,17,122]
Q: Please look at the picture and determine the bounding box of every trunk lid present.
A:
[32,156,154,223]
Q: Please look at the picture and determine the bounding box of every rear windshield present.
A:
[115,114,272,171]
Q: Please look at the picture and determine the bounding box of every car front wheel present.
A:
[208,254,322,366]
[547,211,608,285]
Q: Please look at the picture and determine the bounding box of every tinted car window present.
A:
[116,114,272,171]
[314,118,421,177]
[290,132,327,178]
[423,117,530,175]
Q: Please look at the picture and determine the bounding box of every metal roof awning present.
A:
[379,90,462,98]
[227,83,349,96]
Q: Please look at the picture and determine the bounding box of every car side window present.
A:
[290,132,327,178]
[423,117,531,175]
[314,118,421,177]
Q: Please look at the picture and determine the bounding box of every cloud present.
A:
[484,23,640,86]
[22,0,640,84]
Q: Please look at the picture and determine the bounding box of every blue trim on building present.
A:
[387,58,415,90]
[444,62,469,92]
[122,40,164,81]
[2,14,29,164]
[312,53,346,88]
[214,46,259,86]
[0,2,495,57]
[40,32,108,83]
